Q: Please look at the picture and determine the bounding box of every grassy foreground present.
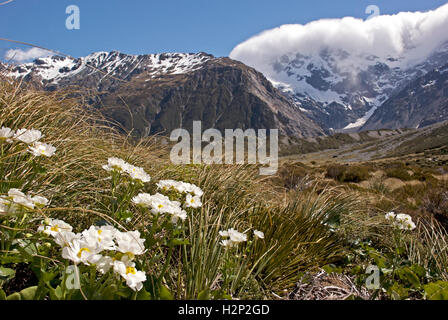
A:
[0,79,448,300]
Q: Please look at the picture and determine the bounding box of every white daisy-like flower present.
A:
[113,260,146,292]
[220,239,234,248]
[8,188,34,209]
[0,196,15,214]
[219,228,247,247]
[115,230,146,257]
[171,209,188,224]
[53,231,80,248]
[61,237,99,265]
[38,218,73,237]
[395,213,416,230]
[81,225,117,251]
[385,212,416,231]
[0,127,14,143]
[253,230,265,239]
[131,192,154,208]
[385,212,396,221]
[125,165,151,183]
[185,194,202,208]
[132,192,184,217]
[31,195,49,207]
[102,157,129,172]
[14,129,43,144]
[156,180,203,197]
[89,254,114,274]
[28,142,56,157]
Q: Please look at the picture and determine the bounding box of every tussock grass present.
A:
[0,79,361,299]
[4,78,446,300]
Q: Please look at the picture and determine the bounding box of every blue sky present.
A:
[0,0,447,60]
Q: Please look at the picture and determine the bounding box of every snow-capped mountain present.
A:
[7,51,213,88]
[235,42,448,132]
[362,63,448,131]
[230,4,448,132]
[4,51,324,138]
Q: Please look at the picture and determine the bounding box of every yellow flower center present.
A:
[158,204,164,208]
[126,266,136,275]
[51,225,60,232]
[98,230,103,235]
[77,247,91,258]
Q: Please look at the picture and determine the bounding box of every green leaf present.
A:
[0,288,6,300]
[136,289,151,300]
[19,286,37,300]
[388,283,409,300]
[49,285,63,300]
[101,284,119,300]
[6,292,21,300]
[424,281,448,300]
[410,264,426,278]
[158,285,173,300]
[0,255,26,264]
[397,267,421,289]
[197,289,210,300]
[0,266,15,280]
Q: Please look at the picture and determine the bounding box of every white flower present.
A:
[125,165,151,183]
[115,230,146,257]
[132,192,185,217]
[81,225,117,251]
[0,197,11,213]
[14,129,43,144]
[113,260,146,291]
[395,213,416,230]
[131,192,153,207]
[31,195,49,207]
[156,180,178,192]
[385,212,396,221]
[0,127,14,142]
[219,228,247,247]
[254,230,265,239]
[185,194,202,208]
[0,196,18,214]
[171,209,187,224]
[156,180,203,197]
[89,254,114,274]
[53,231,80,248]
[103,158,151,183]
[28,142,56,157]
[385,212,416,231]
[220,239,234,248]
[8,188,34,209]
[102,157,129,172]
[61,237,99,265]
[38,218,73,237]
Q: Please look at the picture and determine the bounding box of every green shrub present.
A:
[325,165,370,183]
[385,167,413,181]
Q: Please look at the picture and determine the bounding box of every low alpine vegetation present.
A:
[1,80,447,300]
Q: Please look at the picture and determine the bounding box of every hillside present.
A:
[5,51,324,138]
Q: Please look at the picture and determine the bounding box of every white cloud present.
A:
[230,4,448,76]
[4,47,51,62]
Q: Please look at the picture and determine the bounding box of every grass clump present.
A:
[0,80,354,300]
[325,164,370,183]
